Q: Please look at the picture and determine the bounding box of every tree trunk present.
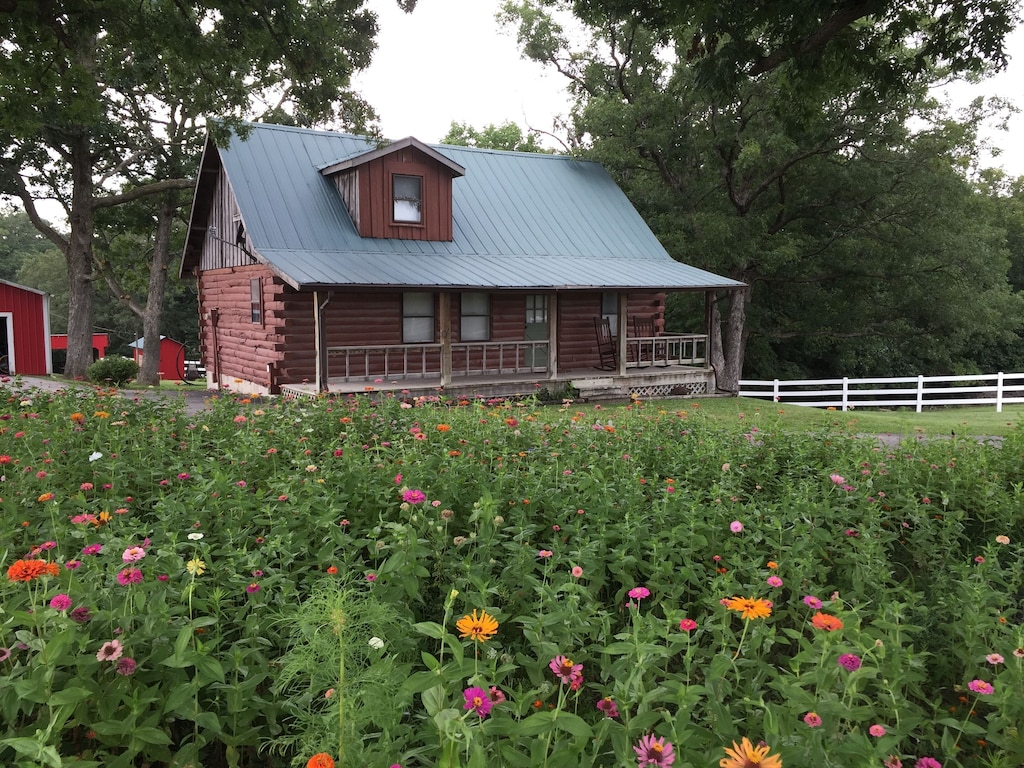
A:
[64,133,96,381]
[136,196,178,386]
[710,286,750,393]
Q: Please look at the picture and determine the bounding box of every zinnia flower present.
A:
[455,609,498,643]
[985,653,1004,665]
[122,546,146,563]
[7,559,61,582]
[804,712,822,727]
[116,568,144,586]
[597,696,620,718]
[915,758,941,768]
[571,566,584,578]
[306,753,335,768]
[725,596,772,621]
[803,595,823,609]
[463,686,493,717]
[49,594,73,611]
[729,520,743,533]
[838,653,862,671]
[402,488,426,504]
[549,655,583,685]
[634,733,674,766]
[811,612,843,631]
[70,606,92,624]
[968,679,994,695]
[185,558,206,576]
[115,657,137,676]
[719,737,782,768]
[869,724,886,737]
[628,586,651,600]
[679,618,697,632]
[766,575,783,588]
[96,639,124,662]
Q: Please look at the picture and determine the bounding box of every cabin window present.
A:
[460,293,490,341]
[403,292,434,343]
[601,291,618,335]
[250,278,263,324]
[393,174,423,223]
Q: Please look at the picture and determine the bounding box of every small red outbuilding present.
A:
[128,336,187,381]
[0,279,52,376]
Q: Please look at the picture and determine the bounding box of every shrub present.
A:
[86,355,138,385]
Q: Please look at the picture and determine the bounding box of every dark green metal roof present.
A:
[188,123,744,292]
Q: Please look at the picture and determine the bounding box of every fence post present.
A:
[842,377,849,411]
[997,371,1004,413]
[916,375,924,413]
[773,379,780,402]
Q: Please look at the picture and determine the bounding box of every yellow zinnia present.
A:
[186,558,207,576]
[725,596,772,621]
[455,609,499,643]
[720,736,783,768]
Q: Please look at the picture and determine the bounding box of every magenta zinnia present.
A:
[462,686,492,717]
[549,654,583,685]
[634,733,674,767]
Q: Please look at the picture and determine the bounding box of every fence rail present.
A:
[739,372,1024,412]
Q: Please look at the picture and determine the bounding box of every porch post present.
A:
[547,292,558,379]
[439,292,452,387]
[704,291,715,367]
[313,290,331,394]
[616,292,627,375]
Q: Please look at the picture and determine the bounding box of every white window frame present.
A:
[403,292,434,343]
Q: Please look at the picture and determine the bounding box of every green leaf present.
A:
[194,654,225,684]
[413,621,446,639]
[553,711,593,738]
[130,726,172,745]
[48,686,92,706]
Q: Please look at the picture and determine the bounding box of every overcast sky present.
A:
[356,0,1024,175]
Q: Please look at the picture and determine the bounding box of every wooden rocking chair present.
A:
[633,315,657,366]
[594,317,617,370]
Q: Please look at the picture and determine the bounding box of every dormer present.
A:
[319,137,466,241]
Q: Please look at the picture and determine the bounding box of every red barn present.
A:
[0,279,52,376]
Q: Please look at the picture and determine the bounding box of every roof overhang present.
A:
[318,136,466,178]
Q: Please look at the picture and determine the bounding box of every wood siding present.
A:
[354,149,454,240]
[558,291,666,370]
[197,167,254,271]
[197,266,296,391]
[0,281,50,375]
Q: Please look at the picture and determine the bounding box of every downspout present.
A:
[210,308,220,389]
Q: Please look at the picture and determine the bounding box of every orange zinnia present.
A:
[811,612,844,631]
[720,736,783,768]
[725,597,772,621]
[306,753,335,768]
[7,559,60,582]
[456,609,499,643]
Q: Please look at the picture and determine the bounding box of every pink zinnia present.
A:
[596,696,619,718]
[122,546,146,563]
[678,618,697,632]
[985,653,1004,665]
[462,686,492,717]
[633,733,674,767]
[49,594,73,611]
[115,657,137,676]
[116,568,144,586]
[838,653,862,671]
[766,575,783,588]
[869,724,886,737]
[82,543,102,556]
[549,655,583,685]
[803,595,823,609]
[96,639,123,662]
[804,712,822,727]
[246,583,261,593]
[628,586,650,601]
[402,488,426,504]
[968,679,994,695]
[571,566,583,578]
[729,520,743,533]
[915,758,942,768]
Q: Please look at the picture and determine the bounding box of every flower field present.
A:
[1,384,1022,768]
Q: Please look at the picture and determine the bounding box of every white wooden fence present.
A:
[739,372,1024,412]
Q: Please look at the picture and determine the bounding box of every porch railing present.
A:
[326,340,550,382]
[626,334,707,368]
[326,343,441,382]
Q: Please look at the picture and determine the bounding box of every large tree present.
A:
[0,0,381,380]
[501,1,1019,387]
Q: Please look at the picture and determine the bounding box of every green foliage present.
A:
[441,120,552,153]
[0,388,1022,767]
[85,355,139,385]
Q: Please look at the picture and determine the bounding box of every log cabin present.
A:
[180,123,744,400]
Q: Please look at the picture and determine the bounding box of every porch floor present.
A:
[280,364,715,402]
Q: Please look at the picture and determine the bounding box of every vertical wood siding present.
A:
[0,282,49,374]
[198,167,255,271]
[355,149,454,240]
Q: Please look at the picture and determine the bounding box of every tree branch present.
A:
[93,177,195,209]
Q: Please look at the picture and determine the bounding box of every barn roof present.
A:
[182,122,743,292]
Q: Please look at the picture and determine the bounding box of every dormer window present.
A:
[393,174,423,224]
